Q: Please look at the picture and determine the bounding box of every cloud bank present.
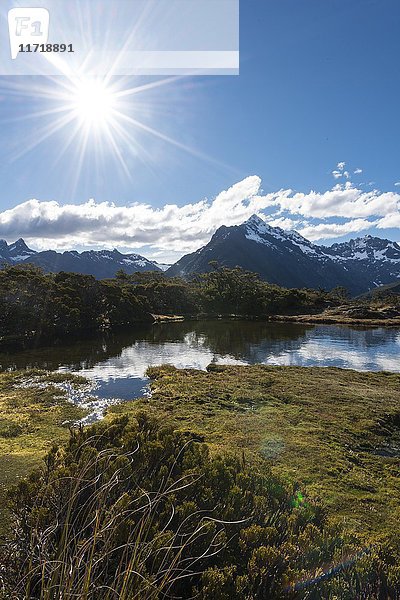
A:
[0,176,399,260]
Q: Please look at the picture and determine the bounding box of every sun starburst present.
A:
[0,52,233,195]
[1,73,193,182]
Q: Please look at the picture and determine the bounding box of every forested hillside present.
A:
[0,265,333,346]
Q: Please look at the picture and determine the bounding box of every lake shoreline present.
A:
[268,313,400,327]
[1,318,399,382]
[3,309,400,354]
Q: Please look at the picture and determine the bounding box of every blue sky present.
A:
[0,0,399,262]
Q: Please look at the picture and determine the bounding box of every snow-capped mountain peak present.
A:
[0,239,161,278]
[244,214,277,245]
[323,236,400,265]
[243,215,322,257]
[244,214,271,229]
[166,216,400,295]
[8,238,32,252]
[0,238,36,262]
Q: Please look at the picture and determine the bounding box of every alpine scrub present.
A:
[2,412,399,599]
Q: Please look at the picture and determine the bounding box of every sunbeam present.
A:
[0,73,184,185]
[0,70,235,191]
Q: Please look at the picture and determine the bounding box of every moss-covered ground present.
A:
[1,364,399,544]
[0,371,86,533]
[110,364,400,540]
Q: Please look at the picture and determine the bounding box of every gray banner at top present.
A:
[1,0,239,76]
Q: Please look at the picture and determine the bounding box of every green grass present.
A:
[0,370,86,534]
[1,364,399,544]
[109,364,400,540]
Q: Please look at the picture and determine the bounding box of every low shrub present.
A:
[1,413,399,599]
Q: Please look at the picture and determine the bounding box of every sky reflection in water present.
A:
[1,321,399,402]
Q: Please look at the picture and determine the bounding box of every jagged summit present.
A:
[244,214,266,226]
[323,235,400,264]
[0,238,36,262]
[243,215,314,249]
[8,238,36,258]
[9,237,30,248]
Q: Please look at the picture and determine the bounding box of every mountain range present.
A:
[1,215,400,295]
[166,215,400,296]
[0,238,163,278]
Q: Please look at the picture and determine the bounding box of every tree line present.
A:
[0,264,344,345]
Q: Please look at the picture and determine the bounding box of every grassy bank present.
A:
[270,314,400,327]
[1,365,399,541]
[110,364,400,540]
[0,371,86,533]
[269,302,400,327]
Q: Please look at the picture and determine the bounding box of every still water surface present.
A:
[1,321,399,404]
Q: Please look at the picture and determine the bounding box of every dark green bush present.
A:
[2,412,398,599]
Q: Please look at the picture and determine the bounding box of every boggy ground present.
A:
[110,364,400,540]
[0,371,86,533]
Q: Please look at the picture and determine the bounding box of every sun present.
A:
[1,72,220,190]
[71,80,117,129]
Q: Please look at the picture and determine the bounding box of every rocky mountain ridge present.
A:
[2,217,400,294]
[0,240,162,278]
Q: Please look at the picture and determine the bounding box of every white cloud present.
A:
[395,182,400,187]
[299,219,373,241]
[377,213,400,229]
[0,177,276,253]
[267,217,301,230]
[332,162,351,180]
[0,176,399,258]
[274,187,399,219]
[354,168,363,174]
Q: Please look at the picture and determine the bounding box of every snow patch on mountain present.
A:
[244,214,324,258]
[244,215,287,246]
[322,235,400,264]
[123,258,147,267]
[154,263,171,272]
[9,255,31,262]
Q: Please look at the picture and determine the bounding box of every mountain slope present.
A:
[0,238,36,264]
[2,218,400,293]
[166,215,400,295]
[321,236,400,289]
[357,280,400,300]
